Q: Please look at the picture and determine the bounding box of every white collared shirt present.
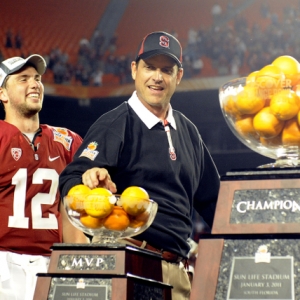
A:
[128,91,177,130]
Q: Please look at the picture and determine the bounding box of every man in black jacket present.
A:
[59,31,220,300]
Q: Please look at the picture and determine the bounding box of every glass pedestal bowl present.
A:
[63,193,158,247]
[219,77,300,168]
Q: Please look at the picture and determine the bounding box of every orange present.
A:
[245,70,259,86]
[236,85,265,114]
[298,110,300,126]
[293,84,300,98]
[128,211,150,228]
[103,206,130,231]
[253,107,284,139]
[235,115,258,139]
[80,214,105,229]
[270,89,300,120]
[85,188,115,218]
[223,96,242,119]
[272,55,300,87]
[255,64,285,98]
[282,118,300,146]
[120,186,150,216]
[67,184,91,212]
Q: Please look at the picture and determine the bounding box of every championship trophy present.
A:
[191,56,300,300]
[33,187,172,300]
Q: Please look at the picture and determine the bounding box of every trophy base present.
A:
[258,157,300,168]
[35,273,172,300]
[33,243,171,300]
[190,235,299,300]
[212,168,300,234]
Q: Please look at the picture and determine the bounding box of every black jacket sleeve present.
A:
[193,142,220,229]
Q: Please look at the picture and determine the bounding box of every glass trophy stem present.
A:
[92,230,125,247]
[259,158,300,168]
[258,146,300,168]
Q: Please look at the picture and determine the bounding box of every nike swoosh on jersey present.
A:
[49,156,60,162]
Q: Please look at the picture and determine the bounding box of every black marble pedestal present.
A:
[213,168,300,234]
[191,234,300,300]
[33,244,172,300]
[191,168,300,300]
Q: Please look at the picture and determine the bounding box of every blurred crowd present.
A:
[44,31,133,86]
[3,2,300,87]
[183,1,300,79]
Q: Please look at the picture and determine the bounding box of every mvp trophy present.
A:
[33,194,172,300]
[191,75,300,300]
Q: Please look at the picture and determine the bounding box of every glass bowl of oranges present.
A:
[64,185,158,246]
[219,55,300,168]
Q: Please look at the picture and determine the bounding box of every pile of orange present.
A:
[223,55,300,146]
[67,185,150,231]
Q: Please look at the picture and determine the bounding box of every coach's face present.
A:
[131,54,183,119]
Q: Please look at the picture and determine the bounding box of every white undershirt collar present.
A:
[128,91,177,129]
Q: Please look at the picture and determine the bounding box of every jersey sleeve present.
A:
[66,129,83,163]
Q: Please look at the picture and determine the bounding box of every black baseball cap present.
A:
[0,54,46,87]
[135,31,182,68]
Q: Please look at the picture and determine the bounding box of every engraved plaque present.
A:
[230,189,300,224]
[57,253,116,271]
[48,245,163,280]
[52,280,109,300]
[33,245,172,300]
[227,257,294,299]
[191,237,300,300]
[212,177,300,234]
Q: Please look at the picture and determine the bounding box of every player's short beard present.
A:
[16,102,42,118]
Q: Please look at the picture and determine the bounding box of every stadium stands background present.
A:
[2,0,299,174]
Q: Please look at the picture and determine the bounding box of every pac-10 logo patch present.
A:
[11,148,22,161]
[159,36,170,48]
